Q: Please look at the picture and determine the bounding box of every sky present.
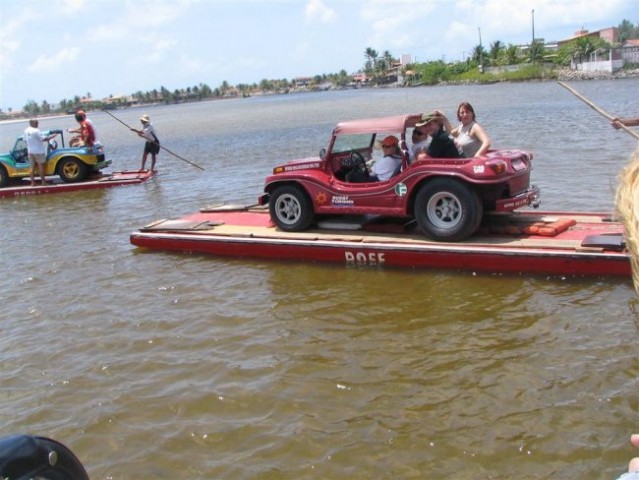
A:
[1,0,637,111]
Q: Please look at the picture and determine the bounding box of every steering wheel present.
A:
[15,148,28,163]
[343,151,370,182]
[349,151,367,173]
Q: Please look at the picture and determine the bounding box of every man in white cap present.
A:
[131,114,160,171]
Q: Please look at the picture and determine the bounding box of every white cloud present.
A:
[132,38,179,66]
[177,53,206,74]
[359,1,438,54]
[124,2,189,28]
[232,56,270,74]
[0,7,39,72]
[289,41,313,63]
[368,11,418,49]
[305,0,337,23]
[91,23,130,42]
[454,0,631,45]
[1,0,635,110]
[61,0,85,14]
[27,47,81,73]
[90,1,188,44]
[0,38,20,73]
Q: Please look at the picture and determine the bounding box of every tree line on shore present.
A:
[4,19,637,121]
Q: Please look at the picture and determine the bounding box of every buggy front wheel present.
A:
[58,158,87,183]
[269,185,315,232]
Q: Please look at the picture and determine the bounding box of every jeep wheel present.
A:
[269,185,315,232]
[58,158,87,183]
[414,178,482,242]
[0,165,8,188]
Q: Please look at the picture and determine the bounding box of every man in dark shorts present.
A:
[131,114,160,172]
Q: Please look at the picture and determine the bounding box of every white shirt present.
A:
[141,123,158,143]
[372,154,401,181]
[24,126,47,155]
[410,138,432,160]
[456,121,481,157]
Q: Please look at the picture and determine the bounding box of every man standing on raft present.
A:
[131,114,160,172]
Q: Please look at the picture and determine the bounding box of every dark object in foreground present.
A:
[0,434,90,480]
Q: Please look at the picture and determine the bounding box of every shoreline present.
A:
[556,67,639,81]
[2,68,637,125]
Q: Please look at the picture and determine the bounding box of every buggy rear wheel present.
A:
[414,178,482,241]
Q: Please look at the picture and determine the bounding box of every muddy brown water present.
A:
[1,80,638,479]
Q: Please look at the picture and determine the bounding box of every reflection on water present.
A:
[1,80,638,479]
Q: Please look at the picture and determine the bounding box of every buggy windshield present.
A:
[331,134,374,154]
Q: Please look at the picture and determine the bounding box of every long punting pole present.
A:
[101,109,206,171]
[557,81,639,141]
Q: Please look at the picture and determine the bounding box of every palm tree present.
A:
[160,86,171,103]
[364,47,378,73]
[376,58,388,76]
[220,80,230,96]
[199,83,212,97]
[489,41,504,64]
[504,44,520,65]
[472,44,486,64]
[618,19,638,44]
[382,50,395,66]
[569,37,607,64]
[259,79,273,92]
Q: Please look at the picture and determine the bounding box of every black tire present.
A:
[269,185,315,232]
[414,178,482,242]
[0,166,8,188]
[58,158,87,183]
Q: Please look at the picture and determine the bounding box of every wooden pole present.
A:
[557,81,639,141]
[101,109,206,171]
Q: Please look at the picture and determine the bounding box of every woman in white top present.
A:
[438,102,491,157]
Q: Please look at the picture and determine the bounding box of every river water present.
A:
[1,80,638,480]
